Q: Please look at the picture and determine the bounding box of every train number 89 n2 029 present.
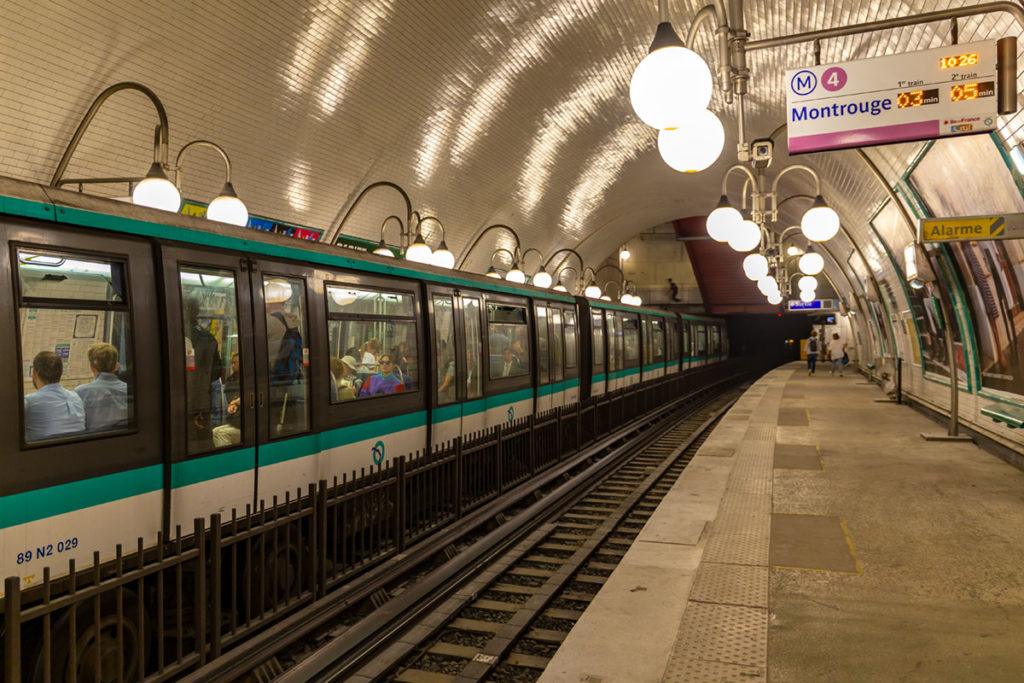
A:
[16,537,79,565]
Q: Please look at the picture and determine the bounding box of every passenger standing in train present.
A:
[266,290,304,434]
[184,297,223,450]
[499,347,523,377]
[359,354,406,396]
[24,350,85,441]
[359,338,380,375]
[74,342,128,431]
[828,333,847,377]
[806,330,820,376]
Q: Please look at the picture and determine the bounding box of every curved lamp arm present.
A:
[412,212,446,243]
[51,81,170,187]
[458,224,522,269]
[519,247,545,271]
[595,263,626,281]
[603,280,623,298]
[335,181,413,247]
[720,164,757,197]
[491,248,517,269]
[685,3,734,102]
[380,215,405,241]
[770,165,822,221]
[543,247,586,275]
[173,140,233,188]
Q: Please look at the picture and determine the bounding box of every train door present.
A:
[681,320,691,371]
[666,318,680,375]
[534,304,551,413]
[694,323,707,367]
[621,313,640,386]
[483,296,533,427]
[563,308,579,404]
[649,317,666,379]
[250,260,317,504]
[428,286,462,448]
[460,294,486,434]
[590,309,607,396]
[549,306,565,408]
[640,317,651,382]
[161,245,257,529]
[606,312,623,391]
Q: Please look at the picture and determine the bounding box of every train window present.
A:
[696,324,707,356]
[488,303,529,379]
[264,277,310,438]
[642,319,651,365]
[651,319,665,360]
[564,310,577,369]
[180,267,239,454]
[536,306,549,384]
[666,320,678,362]
[682,322,691,359]
[326,284,418,400]
[605,314,617,374]
[623,316,640,364]
[464,297,483,399]
[434,295,456,406]
[711,326,721,355]
[17,249,134,443]
[550,308,564,382]
[592,312,604,367]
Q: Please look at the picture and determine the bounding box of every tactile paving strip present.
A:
[664,371,781,681]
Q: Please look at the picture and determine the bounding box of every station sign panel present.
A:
[787,299,838,311]
[919,213,1024,243]
[786,40,999,154]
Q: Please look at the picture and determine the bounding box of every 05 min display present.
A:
[951,81,995,102]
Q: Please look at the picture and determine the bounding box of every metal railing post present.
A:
[455,436,464,518]
[209,513,222,659]
[316,480,328,598]
[496,425,504,493]
[4,577,21,682]
[396,456,407,551]
[194,517,208,665]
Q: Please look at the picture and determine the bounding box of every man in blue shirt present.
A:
[24,350,85,442]
[75,343,129,431]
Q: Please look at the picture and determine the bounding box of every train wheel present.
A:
[30,593,147,683]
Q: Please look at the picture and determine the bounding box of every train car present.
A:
[0,176,728,593]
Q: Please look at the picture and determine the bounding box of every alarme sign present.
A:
[786,40,998,154]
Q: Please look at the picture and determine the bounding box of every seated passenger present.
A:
[498,347,524,377]
[358,355,406,397]
[330,355,359,401]
[24,350,85,441]
[75,343,129,431]
[213,396,242,447]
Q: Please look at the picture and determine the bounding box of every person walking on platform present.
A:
[806,330,820,375]
[827,332,847,377]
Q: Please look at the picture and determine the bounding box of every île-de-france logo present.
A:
[371,440,385,465]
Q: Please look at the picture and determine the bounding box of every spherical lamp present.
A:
[801,195,840,241]
[599,294,612,301]
[800,288,816,303]
[431,241,455,269]
[405,233,434,264]
[798,275,818,292]
[757,276,779,296]
[553,280,568,292]
[205,182,248,226]
[766,291,783,305]
[373,240,395,257]
[629,23,713,129]
[485,266,502,279]
[657,109,724,173]
[532,266,553,289]
[132,163,181,213]
[727,217,761,252]
[706,196,742,242]
[584,280,602,298]
[799,250,824,275]
[505,264,527,284]
[742,253,769,281]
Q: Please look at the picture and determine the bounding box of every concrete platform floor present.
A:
[540,362,1024,682]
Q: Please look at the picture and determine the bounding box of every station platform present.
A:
[540,362,1024,682]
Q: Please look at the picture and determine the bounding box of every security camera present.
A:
[750,138,773,167]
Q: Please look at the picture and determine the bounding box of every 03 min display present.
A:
[951,81,995,102]
[939,53,979,69]
[896,88,939,109]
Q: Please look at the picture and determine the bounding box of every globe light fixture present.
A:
[742,253,769,281]
[432,241,456,269]
[532,266,553,289]
[727,216,761,253]
[767,291,783,305]
[505,264,527,284]
[630,22,713,129]
[706,196,742,242]
[798,250,825,275]
[619,247,631,260]
[757,276,779,296]
[206,182,249,226]
[600,294,612,301]
[405,232,434,264]
[553,281,568,292]
[787,245,804,256]
[799,288,816,303]
[798,275,818,291]
[373,241,395,257]
[801,195,840,241]
[132,162,181,212]
[584,280,602,298]
[657,109,724,173]
[485,266,502,279]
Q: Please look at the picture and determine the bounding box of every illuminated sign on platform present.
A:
[180,200,323,241]
[788,300,823,310]
[786,40,1002,153]
[919,213,1024,243]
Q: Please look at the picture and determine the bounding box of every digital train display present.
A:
[896,88,939,109]
[951,81,995,102]
[939,53,979,69]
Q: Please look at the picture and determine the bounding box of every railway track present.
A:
[275,388,738,682]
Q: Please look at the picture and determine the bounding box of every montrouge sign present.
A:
[785,39,1015,154]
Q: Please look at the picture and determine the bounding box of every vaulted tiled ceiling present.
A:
[0,1,1021,290]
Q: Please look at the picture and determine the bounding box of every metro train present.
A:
[0,176,728,592]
